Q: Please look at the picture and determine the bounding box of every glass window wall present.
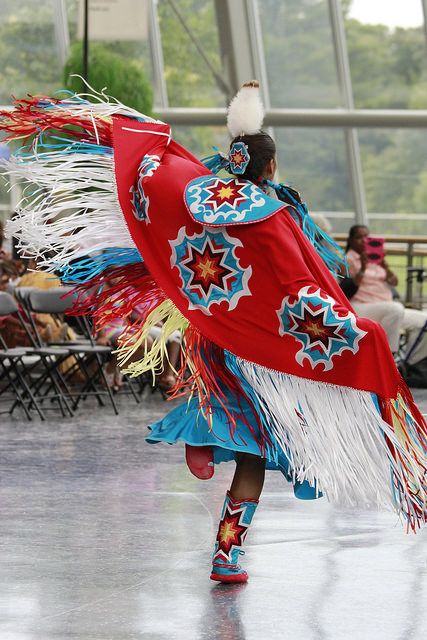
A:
[172,125,228,157]
[259,0,342,108]
[0,0,64,102]
[157,0,225,107]
[359,128,427,235]
[0,0,426,237]
[274,127,353,234]
[345,0,427,109]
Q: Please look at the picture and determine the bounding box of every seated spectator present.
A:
[96,316,130,390]
[17,257,59,290]
[311,213,332,236]
[343,225,427,364]
[17,257,75,343]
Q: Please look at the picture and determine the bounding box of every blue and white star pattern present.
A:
[228,141,250,175]
[169,227,252,315]
[185,175,284,226]
[277,286,366,371]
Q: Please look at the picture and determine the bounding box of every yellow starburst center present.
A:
[219,521,237,544]
[218,186,235,200]
[197,258,216,280]
[306,322,326,337]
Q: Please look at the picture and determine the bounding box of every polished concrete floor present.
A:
[0,389,426,640]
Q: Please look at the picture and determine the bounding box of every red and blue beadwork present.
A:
[228,140,250,174]
[169,226,252,315]
[185,175,284,226]
[277,286,367,371]
[130,153,161,223]
[210,491,258,583]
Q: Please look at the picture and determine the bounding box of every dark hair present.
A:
[230,131,276,182]
[345,224,368,252]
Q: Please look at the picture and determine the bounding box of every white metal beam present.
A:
[328,0,367,225]
[214,0,258,98]
[153,107,427,127]
[149,0,168,108]
[53,0,70,69]
[1,103,426,127]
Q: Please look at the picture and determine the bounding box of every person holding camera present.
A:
[344,224,426,366]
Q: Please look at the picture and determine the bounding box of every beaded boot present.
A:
[210,491,258,583]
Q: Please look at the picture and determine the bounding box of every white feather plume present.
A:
[227,82,265,138]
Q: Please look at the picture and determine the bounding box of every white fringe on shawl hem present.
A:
[233,357,426,519]
[3,152,136,269]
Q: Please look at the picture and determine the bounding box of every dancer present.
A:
[1,82,427,586]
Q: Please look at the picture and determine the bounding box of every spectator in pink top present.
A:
[345,225,427,364]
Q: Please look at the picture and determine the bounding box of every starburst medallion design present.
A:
[228,141,250,174]
[181,237,236,299]
[185,175,279,225]
[277,286,366,370]
[203,179,248,211]
[170,227,252,315]
[213,503,249,564]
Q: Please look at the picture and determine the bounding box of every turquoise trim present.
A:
[184,175,284,227]
[57,248,142,283]
[147,394,320,501]
[201,148,229,174]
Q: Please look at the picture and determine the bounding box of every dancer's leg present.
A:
[211,453,266,583]
[230,452,266,500]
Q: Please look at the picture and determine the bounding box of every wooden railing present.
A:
[333,234,427,308]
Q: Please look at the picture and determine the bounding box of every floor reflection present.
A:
[202,583,248,640]
[0,391,426,639]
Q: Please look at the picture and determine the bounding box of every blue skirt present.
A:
[147,392,320,501]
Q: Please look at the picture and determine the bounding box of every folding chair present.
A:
[57,287,141,406]
[24,287,126,414]
[64,292,141,407]
[15,287,90,348]
[407,267,426,310]
[0,337,44,421]
[0,291,73,419]
[402,318,427,367]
